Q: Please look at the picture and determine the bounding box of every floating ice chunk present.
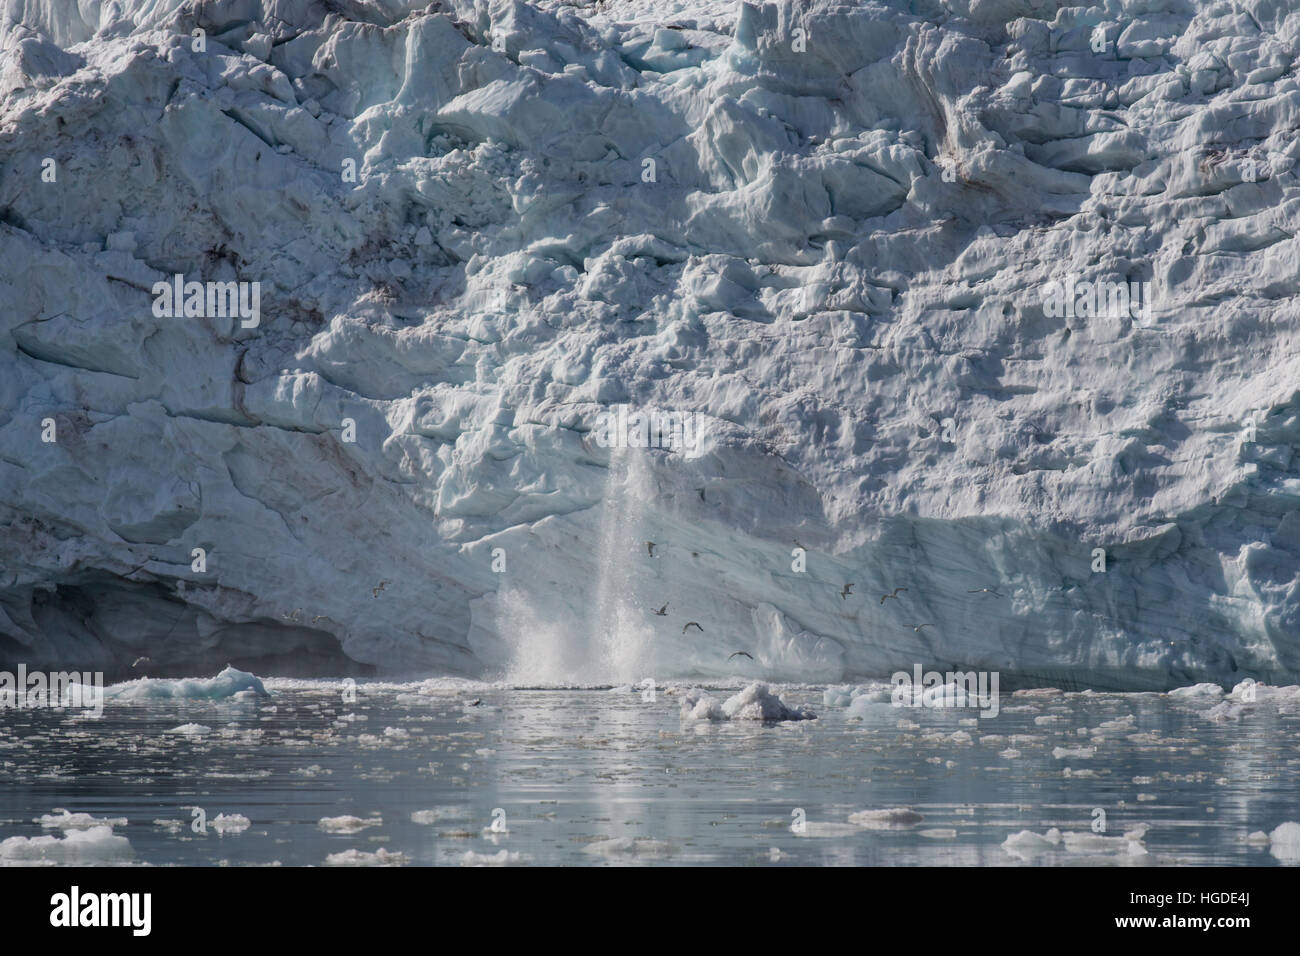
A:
[1206,700,1247,721]
[164,723,211,736]
[1168,683,1224,699]
[211,813,250,834]
[1269,822,1300,861]
[848,808,924,829]
[720,683,816,721]
[1062,830,1146,854]
[318,815,382,833]
[461,849,523,866]
[108,666,268,701]
[823,685,854,707]
[37,809,127,831]
[0,825,133,865]
[846,693,893,718]
[1002,828,1061,860]
[581,837,674,858]
[1052,746,1096,759]
[793,821,860,838]
[324,848,406,866]
[1096,715,1136,731]
[679,689,725,720]
[919,828,958,839]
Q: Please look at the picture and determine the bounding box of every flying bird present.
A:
[654,603,669,616]
[728,651,754,662]
[646,541,656,557]
[372,581,388,598]
[967,587,1003,596]
[131,657,151,669]
[906,623,933,633]
[880,587,908,604]
[683,622,703,633]
[840,583,854,600]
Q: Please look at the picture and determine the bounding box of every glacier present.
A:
[1,0,1299,689]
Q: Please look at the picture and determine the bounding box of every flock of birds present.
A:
[643,538,1008,668]
[255,541,1008,676]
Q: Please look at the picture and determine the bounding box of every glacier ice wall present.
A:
[1,0,1299,687]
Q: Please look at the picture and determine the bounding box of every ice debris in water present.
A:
[460,850,523,867]
[848,808,925,830]
[37,809,127,831]
[324,848,406,867]
[680,683,816,722]
[318,815,382,834]
[107,666,269,701]
[1269,822,1300,862]
[211,813,251,835]
[164,723,212,736]
[0,826,133,865]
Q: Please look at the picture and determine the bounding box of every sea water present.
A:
[0,677,1297,866]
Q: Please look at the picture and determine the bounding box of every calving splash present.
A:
[503,447,660,685]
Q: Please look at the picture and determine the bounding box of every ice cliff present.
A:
[2,0,1299,688]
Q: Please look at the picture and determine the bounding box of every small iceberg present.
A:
[681,683,816,722]
[107,666,269,701]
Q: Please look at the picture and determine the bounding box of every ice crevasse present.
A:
[1,0,1299,688]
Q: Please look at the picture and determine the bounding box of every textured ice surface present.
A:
[0,824,133,865]
[679,680,814,720]
[106,666,268,700]
[3,1,1300,687]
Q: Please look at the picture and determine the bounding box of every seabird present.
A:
[728,651,754,661]
[131,657,151,669]
[906,623,933,633]
[967,587,1003,596]
[840,583,854,600]
[646,541,656,557]
[880,587,908,604]
[654,603,669,616]
[683,621,703,633]
[372,581,388,598]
